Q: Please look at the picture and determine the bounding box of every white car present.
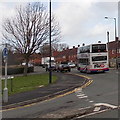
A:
[68,62,76,68]
[22,63,33,67]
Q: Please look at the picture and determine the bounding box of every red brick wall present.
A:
[108,40,120,59]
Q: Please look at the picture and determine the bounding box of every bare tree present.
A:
[52,43,69,51]
[2,3,60,76]
[40,43,69,58]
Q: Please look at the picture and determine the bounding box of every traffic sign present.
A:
[3,47,8,57]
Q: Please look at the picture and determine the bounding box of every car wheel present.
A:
[68,69,71,72]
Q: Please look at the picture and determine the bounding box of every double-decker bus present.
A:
[77,43,109,73]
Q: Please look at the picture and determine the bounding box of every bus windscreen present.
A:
[92,56,107,61]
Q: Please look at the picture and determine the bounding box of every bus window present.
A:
[92,44,106,53]
[79,46,90,53]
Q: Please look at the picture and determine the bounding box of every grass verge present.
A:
[2,74,57,95]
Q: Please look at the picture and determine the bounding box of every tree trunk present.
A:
[24,58,29,76]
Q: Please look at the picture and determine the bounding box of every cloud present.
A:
[88,23,108,37]
[0,1,118,47]
[0,3,16,19]
[54,1,118,47]
[55,1,94,36]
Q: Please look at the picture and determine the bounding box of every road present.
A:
[72,68,119,119]
[73,69,118,106]
[2,67,119,119]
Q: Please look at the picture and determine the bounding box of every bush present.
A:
[2,65,34,75]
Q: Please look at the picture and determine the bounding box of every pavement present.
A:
[2,67,89,109]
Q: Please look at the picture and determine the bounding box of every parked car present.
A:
[56,64,71,72]
[21,62,33,67]
[46,64,56,71]
[68,62,76,68]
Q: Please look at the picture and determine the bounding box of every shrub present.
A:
[2,65,34,75]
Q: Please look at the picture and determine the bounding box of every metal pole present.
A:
[11,78,13,92]
[5,59,7,88]
[114,18,117,41]
[107,31,110,67]
[3,44,8,103]
[49,0,52,84]
[105,17,118,69]
[114,18,118,69]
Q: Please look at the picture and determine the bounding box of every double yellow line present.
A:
[66,73,93,89]
[2,73,93,112]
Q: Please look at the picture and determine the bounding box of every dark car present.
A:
[56,64,71,72]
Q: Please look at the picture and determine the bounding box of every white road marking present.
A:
[93,106,101,112]
[94,103,118,109]
[75,87,89,99]
[77,103,118,118]
[77,94,85,97]
[77,109,108,118]
[78,96,88,99]
[89,101,94,103]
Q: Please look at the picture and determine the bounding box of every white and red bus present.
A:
[77,43,109,73]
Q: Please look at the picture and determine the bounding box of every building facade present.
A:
[108,37,120,67]
[53,46,77,64]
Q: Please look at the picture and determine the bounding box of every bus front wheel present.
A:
[86,69,91,74]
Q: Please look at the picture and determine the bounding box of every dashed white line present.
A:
[89,101,94,103]
[77,94,85,97]
[78,96,88,99]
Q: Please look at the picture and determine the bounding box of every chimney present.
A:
[116,37,119,41]
[82,43,85,46]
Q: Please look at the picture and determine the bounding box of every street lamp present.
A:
[105,16,117,41]
[105,16,118,69]
[107,31,110,67]
[49,0,52,84]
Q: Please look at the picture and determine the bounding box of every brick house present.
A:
[53,46,78,64]
[30,39,120,68]
[29,46,78,65]
[30,53,42,65]
[108,37,120,67]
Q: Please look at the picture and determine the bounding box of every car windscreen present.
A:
[62,64,68,67]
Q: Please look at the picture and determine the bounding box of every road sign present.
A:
[3,47,8,58]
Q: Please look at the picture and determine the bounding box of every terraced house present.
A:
[53,46,78,64]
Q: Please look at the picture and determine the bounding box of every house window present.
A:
[112,50,115,54]
[118,49,120,53]
[63,56,66,58]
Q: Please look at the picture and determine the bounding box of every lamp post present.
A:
[49,0,52,84]
[105,16,118,69]
[107,31,110,67]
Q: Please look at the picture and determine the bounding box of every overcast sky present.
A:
[0,0,119,48]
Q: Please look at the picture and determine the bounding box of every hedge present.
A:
[2,65,34,75]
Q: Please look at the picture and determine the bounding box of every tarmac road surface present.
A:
[2,67,119,119]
